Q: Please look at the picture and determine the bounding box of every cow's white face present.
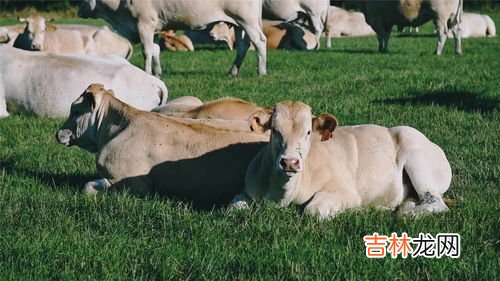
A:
[56,84,105,153]
[250,101,338,176]
[209,22,234,48]
[19,16,55,51]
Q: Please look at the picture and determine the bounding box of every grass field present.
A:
[1,14,499,281]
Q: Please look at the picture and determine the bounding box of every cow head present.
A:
[56,84,112,153]
[18,16,55,51]
[250,101,338,176]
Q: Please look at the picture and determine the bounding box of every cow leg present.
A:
[84,178,112,194]
[398,150,451,217]
[308,13,324,49]
[381,25,392,53]
[0,86,8,117]
[434,18,449,55]
[138,21,162,76]
[304,191,362,220]
[450,22,462,55]
[231,23,267,77]
[326,31,332,48]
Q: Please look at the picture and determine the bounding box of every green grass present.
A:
[1,13,500,280]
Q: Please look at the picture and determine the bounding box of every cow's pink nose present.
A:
[279,157,301,172]
[32,43,41,50]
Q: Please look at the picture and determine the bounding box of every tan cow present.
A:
[153,97,271,121]
[1,22,133,59]
[16,16,97,55]
[56,84,269,208]
[210,21,317,51]
[325,6,375,48]
[233,101,452,219]
[160,30,195,51]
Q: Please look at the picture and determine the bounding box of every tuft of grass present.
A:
[1,13,499,281]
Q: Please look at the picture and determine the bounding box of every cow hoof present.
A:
[0,111,9,118]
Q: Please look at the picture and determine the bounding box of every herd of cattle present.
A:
[1,0,496,218]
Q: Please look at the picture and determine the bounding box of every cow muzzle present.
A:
[31,43,41,51]
[278,155,302,173]
[56,129,73,146]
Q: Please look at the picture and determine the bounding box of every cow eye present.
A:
[307,130,311,136]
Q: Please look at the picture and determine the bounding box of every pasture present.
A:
[0,15,499,280]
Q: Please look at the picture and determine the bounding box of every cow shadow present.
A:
[326,48,379,54]
[374,90,499,115]
[0,156,95,192]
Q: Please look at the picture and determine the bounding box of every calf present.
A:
[233,101,452,219]
[160,30,195,51]
[56,84,269,208]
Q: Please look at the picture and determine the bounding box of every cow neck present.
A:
[95,95,132,150]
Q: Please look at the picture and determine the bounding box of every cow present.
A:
[0,46,167,118]
[364,0,463,55]
[325,6,375,48]
[209,21,318,51]
[448,12,496,38]
[231,101,452,219]
[262,0,329,47]
[55,84,269,208]
[15,16,97,55]
[152,96,204,115]
[77,0,267,77]
[160,30,195,51]
[153,97,271,121]
[1,22,133,59]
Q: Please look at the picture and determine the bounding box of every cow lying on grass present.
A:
[232,101,452,219]
[56,84,269,208]
[153,97,271,121]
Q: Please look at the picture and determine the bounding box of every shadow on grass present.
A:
[374,90,500,115]
[0,156,95,192]
[326,48,378,54]
[396,33,436,38]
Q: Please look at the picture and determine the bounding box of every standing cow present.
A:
[364,0,463,55]
[78,0,267,77]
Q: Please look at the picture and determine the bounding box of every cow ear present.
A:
[46,24,57,31]
[107,89,115,97]
[312,113,338,142]
[18,17,27,23]
[249,108,273,133]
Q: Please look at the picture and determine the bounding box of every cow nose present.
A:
[209,31,215,38]
[279,156,301,172]
[32,43,41,50]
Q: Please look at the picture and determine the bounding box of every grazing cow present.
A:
[16,16,97,55]
[78,0,267,77]
[0,46,167,117]
[325,6,375,47]
[56,84,269,208]
[262,0,329,46]
[232,101,452,219]
[364,0,463,55]
[210,21,317,51]
[160,30,195,51]
[153,97,271,121]
[448,12,496,38]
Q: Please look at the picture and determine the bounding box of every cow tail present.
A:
[457,0,463,26]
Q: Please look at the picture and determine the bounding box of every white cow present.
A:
[262,0,329,46]
[1,22,133,59]
[448,12,496,38]
[364,0,463,55]
[16,16,97,55]
[0,46,167,117]
[233,101,452,219]
[325,6,375,47]
[78,0,267,77]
